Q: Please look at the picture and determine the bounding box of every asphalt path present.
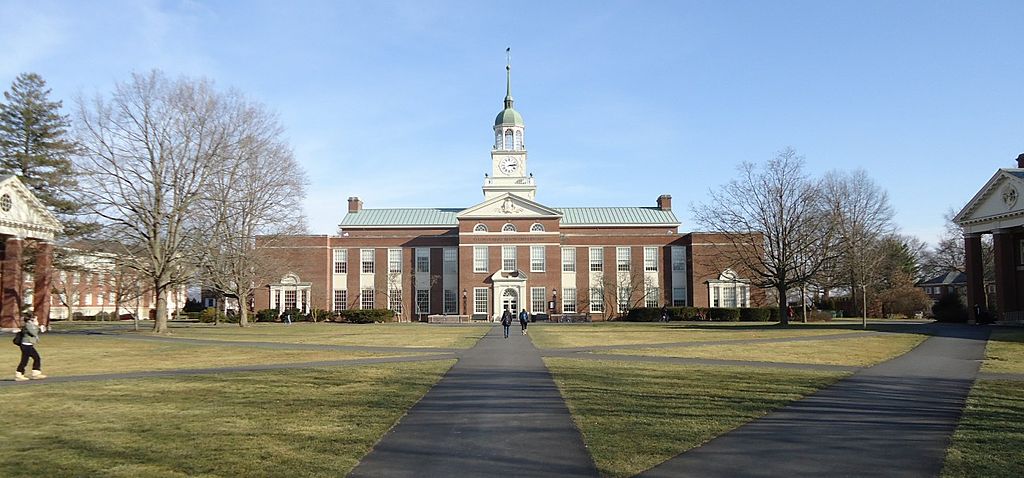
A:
[639,324,991,478]
[349,325,599,478]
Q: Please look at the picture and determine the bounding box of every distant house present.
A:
[917,271,966,300]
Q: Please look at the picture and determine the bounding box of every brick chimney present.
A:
[347,197,363,213]
[1017,153,1024,168]
[656,194,672,211]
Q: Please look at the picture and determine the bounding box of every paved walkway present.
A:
[349,325,599,478]
[638,324,991,478]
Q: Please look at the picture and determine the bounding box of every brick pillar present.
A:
[33,241,53,327]
[965,233,985,322]
[992,229,1016,319]
[1,237,23,328]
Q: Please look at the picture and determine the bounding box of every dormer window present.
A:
[501,223,517,233]
[474,223,488,233]
[530,223,544,232]
[504,129,514,150]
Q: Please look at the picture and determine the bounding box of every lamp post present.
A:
[551,288,558,318]
[462,289,467,318]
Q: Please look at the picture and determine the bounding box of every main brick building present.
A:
[255,67,764,321]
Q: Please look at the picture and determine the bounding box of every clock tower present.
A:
[483,57,536,200]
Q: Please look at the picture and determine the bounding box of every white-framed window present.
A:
[617,247,631,272]
[530,223,544,232]
[672,288,686,307]
[333,249,348,273]
[502,223,517,233]
[530,246,545,272]
[416,290,430,314]
[474,288,489,314]
[708,270,750,308]
[618,289,630,314]
[502,245,516,271]
[562,247,576,272]
[389,289,402,314]
[443,289,456,314]
[284,290,297,310]
[644,247,658,272]
[416,248,430,273]
[85,293,92,305]
[474,223,487,233]
[712,287,720,307]
[531,287,546,314]
[360,249,374,273]
[515,130,523,149]
[474,246,488,272]
[334,289,347,311]
[360,289,374,309]
[388,248,402,273]
[562,288,577,313]
[671,247,686,272]
[589,288,604,313]
[504,129,514,150]
[443,248,457,274]
[646,287,659,308]
[589,247,603,272]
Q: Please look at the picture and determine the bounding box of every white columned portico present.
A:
[489,269,528,322]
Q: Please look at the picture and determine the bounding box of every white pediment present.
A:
[0,176,62,240]
[954,169,1024,233]
[457,193,562,219]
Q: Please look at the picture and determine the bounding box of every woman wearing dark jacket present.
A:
[500,308,513,339]
[15,316,46,381]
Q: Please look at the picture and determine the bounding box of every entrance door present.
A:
[501,288,519,315]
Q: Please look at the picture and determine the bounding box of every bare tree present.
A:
[820,169,896,315]
[194,102,307,327]
[52,269,81,321]
[692,148,838,324]
[597,267,655,319]
[73,71,243,333]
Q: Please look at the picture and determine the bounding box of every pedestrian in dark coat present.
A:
[518,309,529,335]
[500,308,513,339]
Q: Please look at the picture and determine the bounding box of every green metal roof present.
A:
[555,207,679,226]
[494,107,524,126]
[340,208,461,227]
[340,206,678,228]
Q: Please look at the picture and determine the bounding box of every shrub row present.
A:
[624,307,781,322]
[252,308,397,324]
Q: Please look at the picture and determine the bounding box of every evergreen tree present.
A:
[0,72,90,237]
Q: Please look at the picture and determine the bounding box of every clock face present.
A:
[499,157,519,174]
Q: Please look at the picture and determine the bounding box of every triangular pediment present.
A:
[954,169,1024,231]
[457,193,563,219]
[0,176,62,240]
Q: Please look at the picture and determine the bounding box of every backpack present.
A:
[12,331,23,346]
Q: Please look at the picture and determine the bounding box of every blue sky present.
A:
[2,1,1022,245]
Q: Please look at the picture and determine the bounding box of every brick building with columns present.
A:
[955,153,1024,322]
[255,68,765,321]
[0,175,60,329]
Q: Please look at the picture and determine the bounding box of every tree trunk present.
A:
[238,296,250,327]
[65,302,74,322]
[777,285,789,325]
[152,287,169,333]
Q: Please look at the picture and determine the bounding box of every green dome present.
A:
[494,107,524,126]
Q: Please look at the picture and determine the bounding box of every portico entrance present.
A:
[501,288,519,315]
[0,176,62,329]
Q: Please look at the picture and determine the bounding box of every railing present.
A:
[1000,310,1024,324]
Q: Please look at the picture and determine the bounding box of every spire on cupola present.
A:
[504,47,514,109]
[494,47,524,127]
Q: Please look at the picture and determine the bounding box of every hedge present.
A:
[255,308,279,322]
[932,293,968,323]
[707,308,741,321]
[624,307,777,322]
[337,309,395,324]
[739,308,772,322]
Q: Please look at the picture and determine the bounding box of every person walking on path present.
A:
[500,308,513,339]
[660,305,669,322]
[518,309,529,335]
[14,316,46,381]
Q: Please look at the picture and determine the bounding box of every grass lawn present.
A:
[0,335,426,376]
[528,322,872,349]
[981,329,1024,374]
[0,361,454,477]
[942,380,1024,478]
[545,358,845,477]
[136,322,491,349]
[598,333,927,367]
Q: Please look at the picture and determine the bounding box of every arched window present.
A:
[504,129,514,150]
[530,223,544,232]
[501,223,517,233]
[473,223,488,233]
[515,130,523,150]
[495,130,502,149]
[708,269,749,308]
